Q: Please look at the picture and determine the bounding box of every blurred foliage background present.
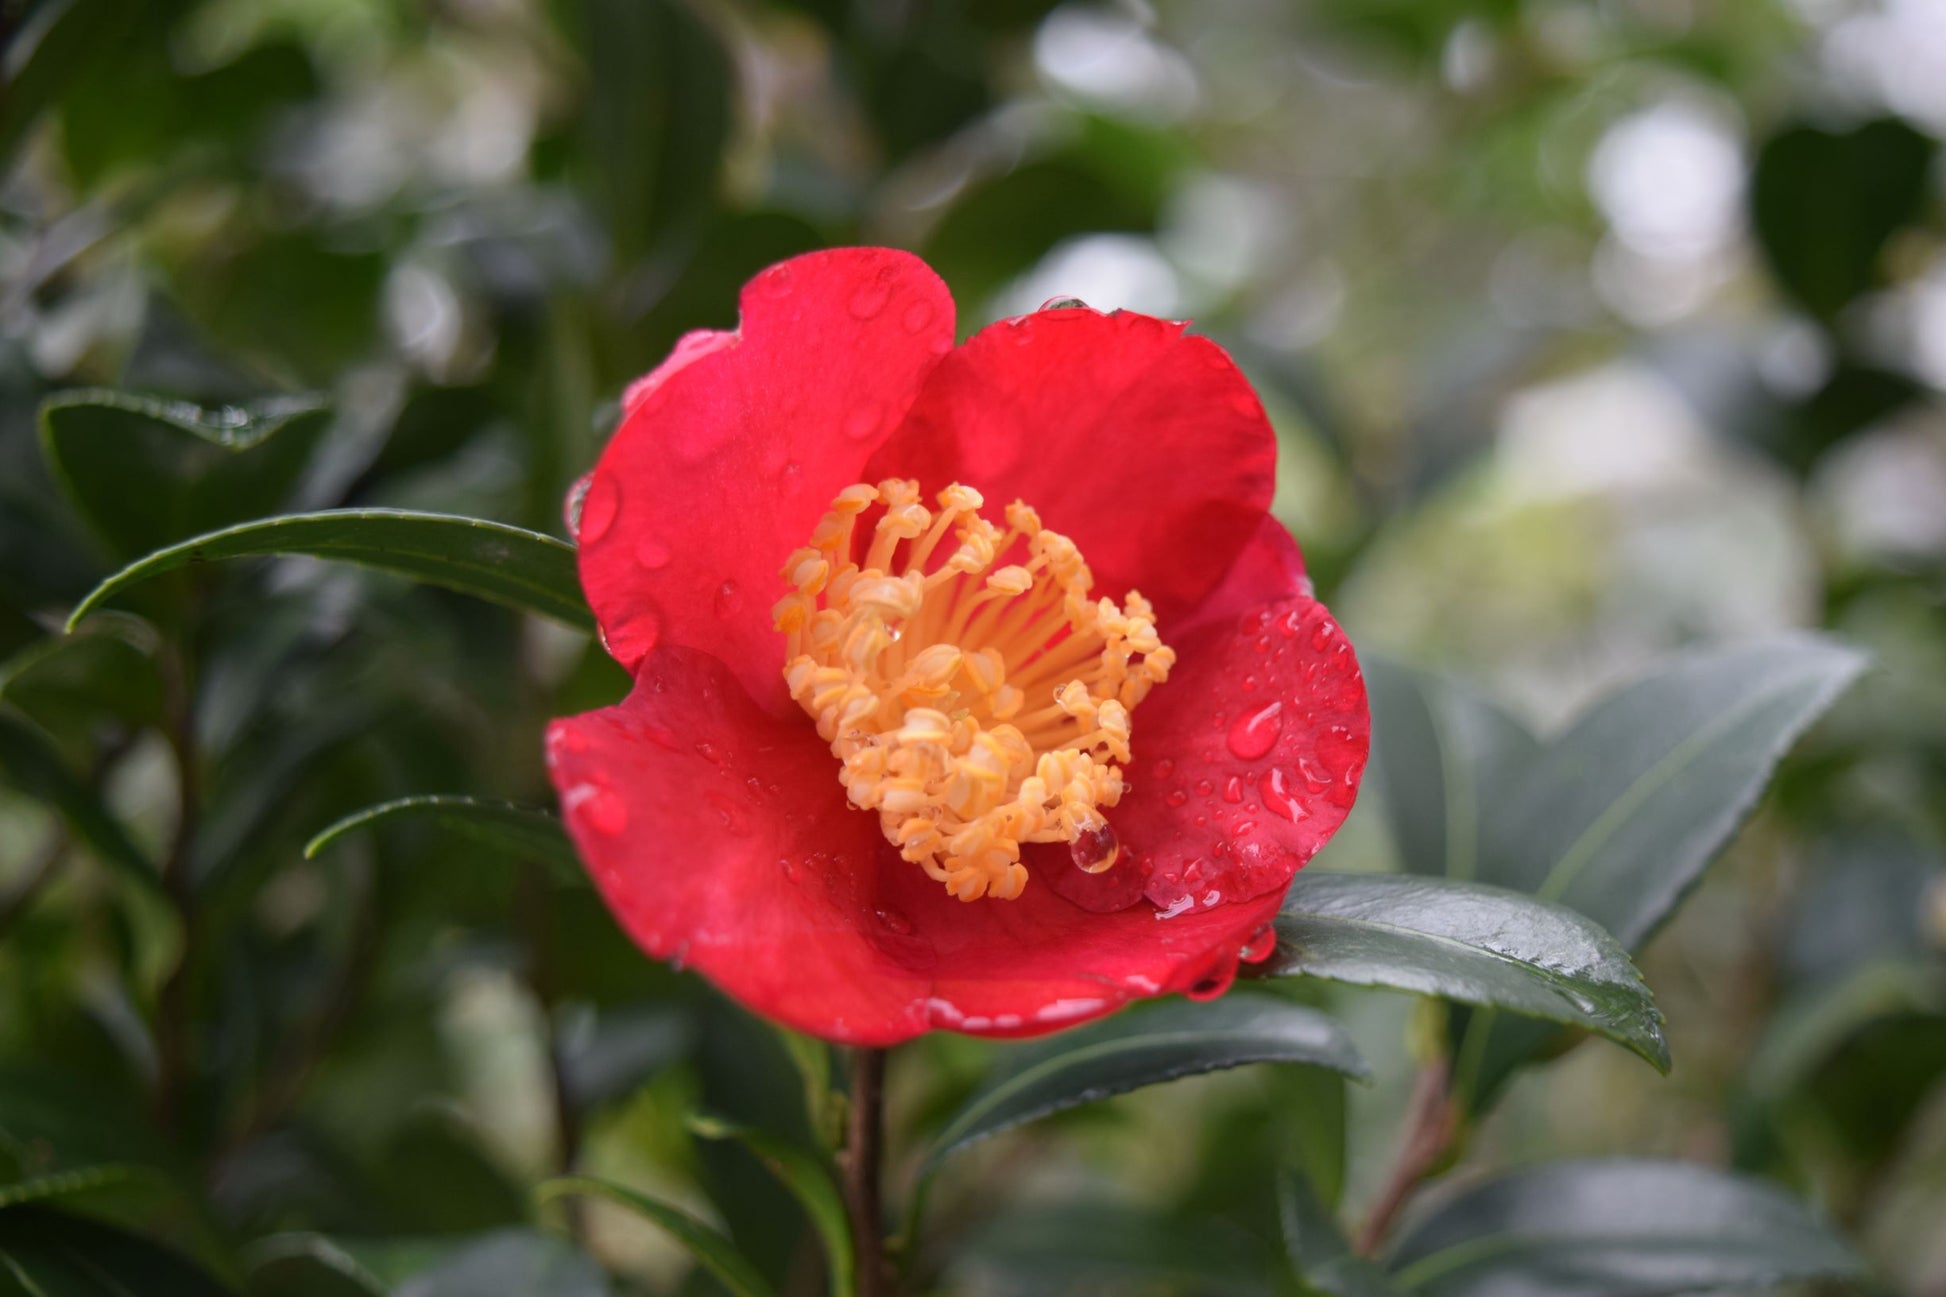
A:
[2,0,1946,1293]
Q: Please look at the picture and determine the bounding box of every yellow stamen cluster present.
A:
[774,480,1175,901]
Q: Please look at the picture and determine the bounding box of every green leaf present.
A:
[689,1117,852,1297]
[1279,1170,1398,1297]
[1451,634,1866,1103]
[304,796,579,875]
[41,389,332,560]
[1364,657,1538,882]
[359,1229,608,1297]
[1751,118,1937,322]
[1264,873,1667,1072]
[0,1207,235,1296]
[924,993,1369,1180]
[536,1176,775,1297]
[0,613,162,730]
[245,1235,388,1297]
[1385,1159,1867,1297]
[947,1200,1277,1297]
[0,0,145,160]
[0,708,162,899]
[67,509,594,632]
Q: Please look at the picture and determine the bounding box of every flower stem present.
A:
[1354,1060,1457,1255]
[845,1047,890,1297]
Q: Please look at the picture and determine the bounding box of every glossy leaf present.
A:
[0,1207,234,1296]
[924,993,1369,1179]
[1266,873,1667,1072]
[536,1176,774,1297]
[1452,635,1866,1102]
[690,1116,852,1297]
[305,796,580,875]
[948,1200,1276,1297]
[0,708,162,898]
[1280,1171,1398,1297]
[67,509,594,631]
[41,389,331,560]
[245,1235,388,1297]
[1385,1159,1866,1297]
[1363,657,1537,881]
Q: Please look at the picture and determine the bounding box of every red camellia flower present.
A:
[546,248,1368,1044]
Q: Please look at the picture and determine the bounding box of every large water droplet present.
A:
[1239,925,1277,963]
[1039,295,1089,311]
[1222,775,1244,804]
[1226,701,1284,761]
[1260,767,1310,822]
[1186,958,1238,1001]
[575,473,619,544]
[1297,756,1331,793]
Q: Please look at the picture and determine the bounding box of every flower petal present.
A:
[1117,573,1369,919]
[549,645,932,1044]
[864,306,1279,629]
[549,641,1314,1044]
[575,247,956,710]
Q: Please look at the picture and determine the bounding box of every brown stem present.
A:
[844,1047,890,1297]
[1354,1060,1457,1256]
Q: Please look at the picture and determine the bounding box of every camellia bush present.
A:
[5,2,1946,1296]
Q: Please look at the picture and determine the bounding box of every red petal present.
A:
[864,306,1280,629]
[1117,566,1369,920]
[575,248,955,710]
[549,642,1316,1044]
[549,646,931,1045]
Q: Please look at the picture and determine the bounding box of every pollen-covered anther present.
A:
[775,479,1175,902]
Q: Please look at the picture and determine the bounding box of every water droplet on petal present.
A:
[1298,756,1331,793]
[779,857,799,882]
[875,906,915,935]
[1152,758,1176,780]
[1240,924,1277,963]
[1186,959,1238,1001]
[1227,701,1284,761]
[575,473,619,544]
[901,299,935,333]
[694,741,721,764]
[1194,779,1214,797]
[1165,788,1188,808]
[573,784,627,835]
[850,274,894,319]
[843,403,883,440]
[1039,295,1089,311]
[1260,767,1311,822]
[1222,775,1244,804]
[635,535,672,569]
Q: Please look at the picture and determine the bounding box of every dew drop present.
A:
[1226,701,1284,761]
[1278,608,1303,638]
[1186,961,1238,1001]
[875,906,915,936]
[843,403,883,440]
[577,473,619,544]
[779,857,799,883]
[1165,788,1188,808]
[1239,925,1277,963]
[1222,775,1244,804]
[1310,621,1336,651]
[714,580,742,618]
[1039,295,1089,311]
[1194,778,1214,797]
[577,784,627,835]
[635,535,672,569]
[1298,756,1331,793]
[694,741,721,764]
[1152,757,1176,780]
[1260,767,1311,822]
[1240,674,1258,694]
[849,274,894,320]
[901,298,935,333]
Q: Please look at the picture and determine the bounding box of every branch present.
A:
[844,1047,891,1297]
[1354,1060,1457,1256]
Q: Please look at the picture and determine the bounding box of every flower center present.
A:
[773,480,1176,902]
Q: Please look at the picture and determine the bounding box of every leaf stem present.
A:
[845,1047,890,1297]
[1354,1060,1457,1256]
[153,637,201,1135]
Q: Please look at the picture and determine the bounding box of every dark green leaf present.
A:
[1364,657,1538,881]
[0,613,162,731]
[924,993,1369,1179]
[1386,1159,1866,1297]
[0,1207,234,1296]
[1751,118,1937,322]
[374,1229,608,1297]
[1265,872,1667,1072]
[67,510,593,632]
[1280,1170,1398,1297]
[0,709,162,899]
[245,1235,388,1297]
[536,1177,774,1297]
[947,1200,1277,1297]
[305,796,579,875]
[40,389,331,560]
[1450,635,1866,1102]
[690,1117,852,1297]
[0,0,146,159]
